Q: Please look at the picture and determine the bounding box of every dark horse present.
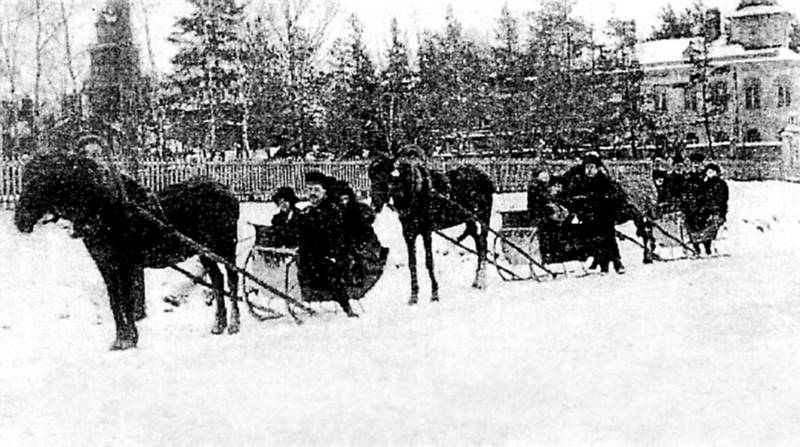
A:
[14,152,240,350]
[369,147,494,304]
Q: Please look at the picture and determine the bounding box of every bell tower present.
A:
[83,0,145,151]
[729,0,794,49]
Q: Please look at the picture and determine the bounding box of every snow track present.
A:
[2,181,800,446]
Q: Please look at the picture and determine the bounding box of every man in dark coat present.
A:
[295,171,358,317]
[567,153,625,274]
[268,186,300,248]
[681,152,711,251]
[688,163,729,255]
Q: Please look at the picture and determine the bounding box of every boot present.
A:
[339,299,359,318]
[612,258,626,274]
[703,241,713,256]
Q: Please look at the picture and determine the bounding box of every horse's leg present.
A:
[200,257,227,335]
[472,220,489,289]
[422,231,439,302]
[404,231,419,305]
[131,267,147,321]
[455,221,476,244]
[226,266,240,334]
[118,265,140,347]
[90,246,137,350]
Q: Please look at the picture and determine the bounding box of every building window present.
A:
[654,87,668,113]
[710,81,728,111]
[684,88,698,112]
[745,128,762,142]
[713,131,729,143]
[777,79,792,108]
[744,78,761,110]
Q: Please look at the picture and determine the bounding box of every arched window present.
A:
[684,88,698,112]
[744,78,761,110]
[745,128,762,142]
[651,86,669,113]
[685,132,699,144]
[713,131,729,143]
[710,81,728,110]
[776,78,792,108]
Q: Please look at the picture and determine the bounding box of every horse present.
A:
[369,147,494,304]
[14,152,240,350]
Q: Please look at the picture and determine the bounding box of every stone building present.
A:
[637,0,799,158]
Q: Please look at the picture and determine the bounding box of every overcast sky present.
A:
[2,0,798,99]
[127,0,800,72]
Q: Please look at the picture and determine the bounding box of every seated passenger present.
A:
[269,186,300,248]
[537,175,586,264]
[527,168,552,226]
[331,180,389,288]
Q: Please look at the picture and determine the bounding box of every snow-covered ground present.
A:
[2,181,800,446]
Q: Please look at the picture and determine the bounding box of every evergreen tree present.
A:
[596,18,650,155]
[167,0,246,156]
[378,17,415,152]
[489,4,526,150]
[326,14,380,158]
[524,0,593,154]
[415,6,490,153]
[649,0,706,40]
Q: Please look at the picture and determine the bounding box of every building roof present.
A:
[636,37,800,69]
[736,0,777,10]
[729,4,791,17]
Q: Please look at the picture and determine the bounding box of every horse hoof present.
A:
[109,339,137,351]
[431,294,439,302]
[472,281,486,290]
[408,297,418,305]
[227,324,240,335]
[211,324,226,335]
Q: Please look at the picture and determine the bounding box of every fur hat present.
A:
[688,152,705,163]
[705,163,721,174]
[304,171,331,189]
[271,186,298,205]
[582,151,603,167]
[331,180,356,200]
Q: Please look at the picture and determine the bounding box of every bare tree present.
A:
[58,0,79,93]
[262,0,339,153]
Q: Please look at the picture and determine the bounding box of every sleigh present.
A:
[492,210,604,281]
[243,223,388,318]
[650,209,730,261]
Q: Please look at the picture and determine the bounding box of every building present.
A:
[638,0,799,158]
[82,0,148,152]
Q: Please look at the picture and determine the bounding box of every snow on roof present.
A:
[636,37,800,67]
[729,4,791,17]
[636,38,695,66]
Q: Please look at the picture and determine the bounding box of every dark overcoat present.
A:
[296,198,347,292]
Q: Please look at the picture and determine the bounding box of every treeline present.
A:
[163,0,657,159]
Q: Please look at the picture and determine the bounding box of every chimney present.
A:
[705,8,722,42]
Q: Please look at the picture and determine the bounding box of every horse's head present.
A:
[15,152,110,234]
[367,153,395,213]
[385,147,429,211]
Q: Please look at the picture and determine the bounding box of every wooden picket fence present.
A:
[0,156,786,210]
